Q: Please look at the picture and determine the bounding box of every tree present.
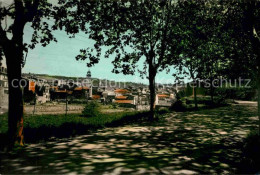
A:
[180,0,259,133]
[198,38,228,103]
[174,1,206,108]
[0,0,59,147]
[177,55,201,108]
[86,70,91,79]
[175,0,228,106]
[220,0,260,134]
[60,0,183,119]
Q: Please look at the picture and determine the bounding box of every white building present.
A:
[0,57,8,113]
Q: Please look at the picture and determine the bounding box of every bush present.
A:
[155,107,170,114]
[117,103,135,108]
[240,131,260,173]
[112,103,117,109]
[214,87,256,101]
[82,101,100,117]
[186,99,192,105]
[170,100,186,112]
[176,90,185,100]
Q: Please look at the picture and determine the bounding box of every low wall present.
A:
[135,105,150,111]
[25,104,84,115]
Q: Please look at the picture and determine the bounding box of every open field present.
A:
[0,102,258,174]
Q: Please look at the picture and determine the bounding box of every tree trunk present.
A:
[210,77,214,104]
[148,66,156,120]
[5,46,24,148]
[252,38,260,137]
[256,47,260,135]
[257,77,260,135]
[253,33,260,136]
[244,2,260,134]
[194,87,198,109]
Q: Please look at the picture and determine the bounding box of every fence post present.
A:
[65,91,68,116]
[33,94,36,115]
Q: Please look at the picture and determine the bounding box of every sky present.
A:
[21,23,181,85]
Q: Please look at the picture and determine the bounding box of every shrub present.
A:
[170,100,186,112]
[214,87,257,101]
[117,103,135,108]
[176,90,185,100]
[155,107,170,115]
[82,101,100,117]
[241,131,260,173]
[112,103,117,109]
[186,99,192,105]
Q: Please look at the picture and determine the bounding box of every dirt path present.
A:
[0,104,258,174]
[235,100,257,106]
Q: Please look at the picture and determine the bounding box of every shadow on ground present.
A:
[0,104,258,174]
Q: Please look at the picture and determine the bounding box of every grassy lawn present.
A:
[0,111,150,145]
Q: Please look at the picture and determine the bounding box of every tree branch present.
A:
[12,0,26,41]
[253,26,260,43]
[0,23,9,46]
[25,0,40,22]
[156,1,170,69]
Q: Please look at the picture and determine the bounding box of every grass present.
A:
[172,96,230,112]
[0,113,8,134]
[0,110,150,146]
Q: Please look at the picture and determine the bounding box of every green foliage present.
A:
[241,131,260,173]
[0,113,8,134]
[175,1,229,85]
[0,0,57,63]
[23,91,35,103]
[185,85,193,97]
[170,100,186,112]
[112,103,117,109]
[65,1,183,74]
[82,101,100,118]
[177,86,206,99]
[56,1,188,115]
[117,103,135,108]
[0,111,150,145]
[214,88,256,101]
[176,90,185,100]
[185,99,192,105]
[220,1,259,82]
